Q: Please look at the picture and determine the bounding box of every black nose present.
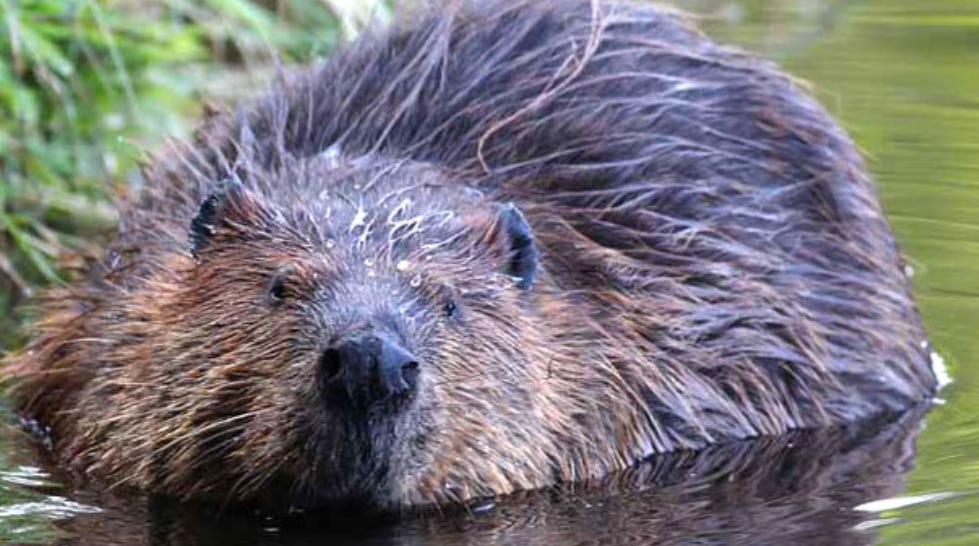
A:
[318,334,420,411]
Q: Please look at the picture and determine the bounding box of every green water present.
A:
[695,1,979,543]
[2,0,978,544]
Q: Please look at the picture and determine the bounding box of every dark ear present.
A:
[498,203,539,290]
[189,180,253,260]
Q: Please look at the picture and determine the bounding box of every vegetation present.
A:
[0,0,390,347]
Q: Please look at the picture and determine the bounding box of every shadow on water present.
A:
[2,406,928,546]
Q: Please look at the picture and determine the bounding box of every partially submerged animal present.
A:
[5,0,936,511]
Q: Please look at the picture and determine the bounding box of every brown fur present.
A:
[44,407,929,545]
[4,0,935,511]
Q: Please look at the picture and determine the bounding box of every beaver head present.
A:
[167,156,568,509]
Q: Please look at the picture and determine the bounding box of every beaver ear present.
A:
[497,203,539,290]
[189,180,256,260]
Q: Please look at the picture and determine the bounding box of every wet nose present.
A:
[318,334,420,411]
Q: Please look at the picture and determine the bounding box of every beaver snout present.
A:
[317,334,420,412]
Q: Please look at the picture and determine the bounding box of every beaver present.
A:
[49,407,929,545]
[4,0,936,511]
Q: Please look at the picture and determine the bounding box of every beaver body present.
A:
[6,0,935,510]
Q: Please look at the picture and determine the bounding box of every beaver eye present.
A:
[266,273,289,304]
[443,298,461,320]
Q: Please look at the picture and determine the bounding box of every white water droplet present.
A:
[320,143,342,167]
[410,275,422,287]
[931,351,952,389]
[349,208,368,231]
[395,260,411,272]
[326,239,336,249]
[471,502,495,514]
[364,258,375,267]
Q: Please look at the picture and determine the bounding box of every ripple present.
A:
[0,496,102,520]
[0,466,56,488]
[853,491,961,513]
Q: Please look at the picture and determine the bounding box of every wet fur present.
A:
[4,0,935,510]
[48,407,929,545]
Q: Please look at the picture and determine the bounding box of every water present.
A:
[2,0,978,544]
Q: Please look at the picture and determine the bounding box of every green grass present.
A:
[0,0,391,348]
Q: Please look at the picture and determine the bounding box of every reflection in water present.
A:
[33,407,928,546]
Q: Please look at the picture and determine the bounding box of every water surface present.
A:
[2,0,978,544]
